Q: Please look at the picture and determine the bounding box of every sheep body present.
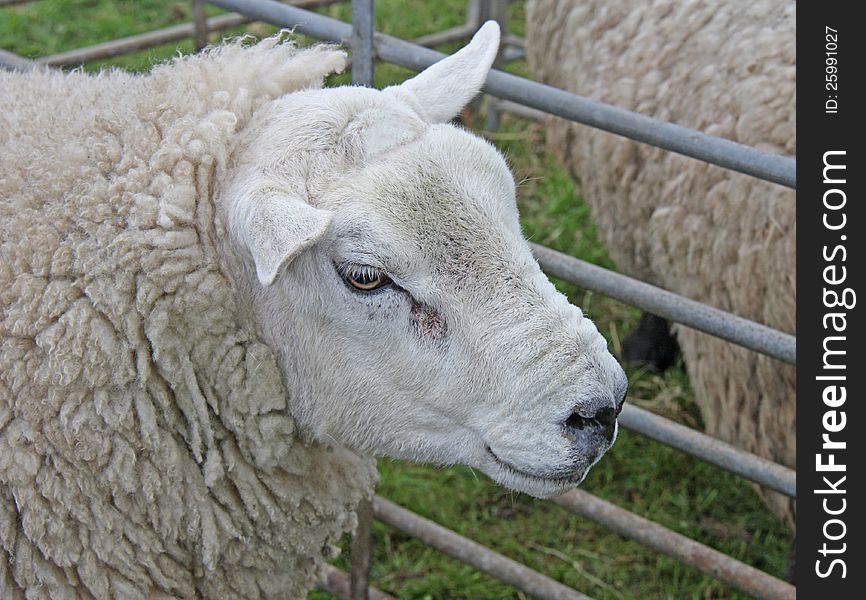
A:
[0,39,377,598]
[526,0,795,526]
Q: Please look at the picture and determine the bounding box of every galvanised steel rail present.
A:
[531,244,796,365]
[349,497,374,600]
[192,0,209,50]
[376,492,797,600]
[347,8,374,597]
[0,48,38,71]
[208,0,796,189]
[552,490,796,600]
[33,1,338,67]
[620,404,796,497]
[350,0,374,87]
[319,563,396,600]
[38,12,253,66]
[373,496,593,600]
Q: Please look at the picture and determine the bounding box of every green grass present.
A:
[2,1,793,598]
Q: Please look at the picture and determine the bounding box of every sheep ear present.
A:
[385,21,500,123]
[242,191,333,286]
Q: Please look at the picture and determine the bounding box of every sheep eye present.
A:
[342,266,392,291]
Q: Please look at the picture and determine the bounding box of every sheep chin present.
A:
[485,463,588,499]
[478,448,590,499]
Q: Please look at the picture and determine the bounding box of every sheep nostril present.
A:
[595,406,617,428]
[565,405,617,433]
[565,406,619,441]
[565,411,591,431]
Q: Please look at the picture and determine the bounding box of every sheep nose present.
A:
[565,404,617,441]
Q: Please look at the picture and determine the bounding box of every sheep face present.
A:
[223,23,627,498]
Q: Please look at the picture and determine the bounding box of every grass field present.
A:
[2,1,794,598]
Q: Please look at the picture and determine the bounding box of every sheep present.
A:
[0,24,629,598]
[525,0,795,527]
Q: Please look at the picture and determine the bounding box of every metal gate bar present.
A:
[413,24,476,48]
[38,12,252,66]
[35,0,337,67]
[531,244,796,365]
[619,404,796,496]
[192,0,210,50]
[319,564,396,600]
[552,490,796,600]
[373,496,593,600]
[350,496,374,600]
[350,0,374,87]
[348,8,375,597]
[0,48,37,71]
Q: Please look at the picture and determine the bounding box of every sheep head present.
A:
[220,22,628,498]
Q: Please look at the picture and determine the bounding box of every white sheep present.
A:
[0,24,628,598]
[525,0,795,526]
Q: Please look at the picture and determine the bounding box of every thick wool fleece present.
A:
[526,0,795,526]
[0,38,377,598]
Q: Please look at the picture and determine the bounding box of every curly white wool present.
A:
[0,38,377,598]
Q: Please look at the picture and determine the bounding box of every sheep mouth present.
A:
[484,445,586,487]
